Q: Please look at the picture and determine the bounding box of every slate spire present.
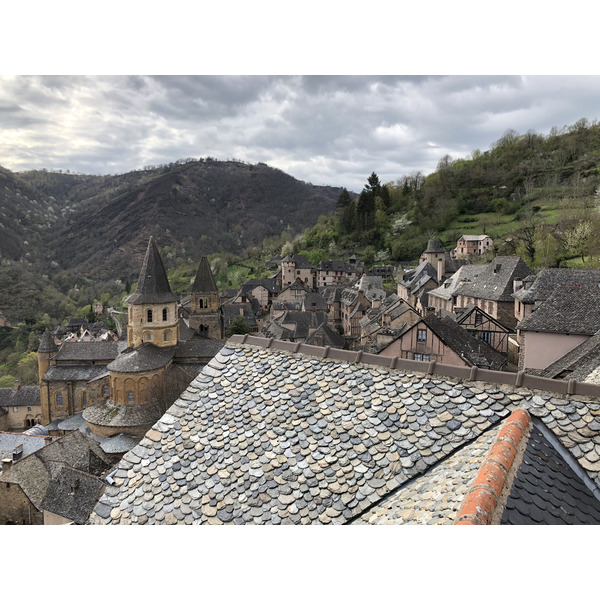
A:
[38,329,58,354]
[127,237,177,305]
[191,256,218,293]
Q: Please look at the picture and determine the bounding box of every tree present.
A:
[226,315,250,336]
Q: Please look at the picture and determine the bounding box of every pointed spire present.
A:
[127,237,177,305]
[191,256,218,293]
[38,329,58,353]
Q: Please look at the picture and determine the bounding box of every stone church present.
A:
[38,237,225,438]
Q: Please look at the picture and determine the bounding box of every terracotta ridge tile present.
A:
[455,409,531,525]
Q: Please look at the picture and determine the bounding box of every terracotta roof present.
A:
[191,256,218,293]
[127,237,177,305]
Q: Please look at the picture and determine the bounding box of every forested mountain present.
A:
[296,118,600,269]
[0,159,342,327]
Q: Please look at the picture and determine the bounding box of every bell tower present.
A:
[126,237,179,349]
[189,256,223,339]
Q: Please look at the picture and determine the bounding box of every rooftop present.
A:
[89,335,600,525]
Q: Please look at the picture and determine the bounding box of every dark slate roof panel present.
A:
[174,338,226,359]
[457,256,533,302]
[543,334,600,379]
[38,329,58,353]
[513,268,600,304]
[501,422,600,525]
[53,341,121,362]
[40,464,105,524]
[127,237,177,305]
[0,386,41,407]
[191,256,218,293]
[42,365,109,383]
[518,286,600,335]
[107,344,176,374]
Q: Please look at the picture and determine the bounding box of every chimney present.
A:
[2,458,12,475]
[13,379,20,391]
[437,258,444,282]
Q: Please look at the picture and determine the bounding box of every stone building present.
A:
[37,238,224,440]
[188,256,224,339]
[0,383,42,430]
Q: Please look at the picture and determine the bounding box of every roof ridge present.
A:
[227,335,600,399]
[454,409,531,525]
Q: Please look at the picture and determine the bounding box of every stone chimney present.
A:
[13,379,20,391]
[1,458,12,475]
[437,258,444,282]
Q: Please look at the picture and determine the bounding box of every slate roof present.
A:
[127,237,178,305]
[428,265,486,301]
[317,259,354,273]
[222,304,258,329]
[456,256,532,302]
[304,323,345,349]
[0,432,47,464]
[191,256,218,293]
[282,254,314,269]
[303,293,327,312]
[319,286,344,303]
[517,285,600,334]
[1,430,112,511]
[356,425,499,524]
[107,344,176,374]
[512,267,600,304]
[52,340,122,362]
[40,464,106,524]
[272,300,303,312]
[43,365,110,383]
[398,261,438,295]
[38,329,58,354]
[174,338,226,360]
[542,334,600,380]
[241,278,279,295]
[0,385,40,407]
[423,237,445,253]
[277,311,327,339]
[421,314,508,370]
[89,341,530,525]
[500,421,600,524]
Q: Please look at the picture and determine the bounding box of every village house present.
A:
[452,304,511,356]
[0,383,42,431]
[281,255,315,288]
[453,256,533,330]
[222,301,261,334]
[512,267,600,327]
[418,236,457,280]
[451,234,494,258]
[427,264,486,317]
[277,280,310,302]
[0,431,113,525]
[89,335,600,525]
[359,294,420,348]
[377,313,507,370]
[339,288,371,339]
[516,285,600,372]
[315,259,357,287]
[236,278,280,311]
[397,260,440,312]
[319,286,345,326]
[264,310,328,343]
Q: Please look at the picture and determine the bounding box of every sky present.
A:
[2,3,599,192]
[2,74,600,193]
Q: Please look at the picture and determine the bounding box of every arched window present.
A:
[163,331,169,342]
[162,308,168,321]
[103,385,109,397]
[147,309,153,323]
[56,392,63,407]
[82,391,87,408]
[146,332,152,341]
[127,391,134,403]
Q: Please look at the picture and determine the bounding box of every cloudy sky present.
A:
[2,4,599,193]
[1,75,600,192]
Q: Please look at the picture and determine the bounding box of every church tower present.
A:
[38,329,58,424]
[189,256,223,339]
[126,237,179,349]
